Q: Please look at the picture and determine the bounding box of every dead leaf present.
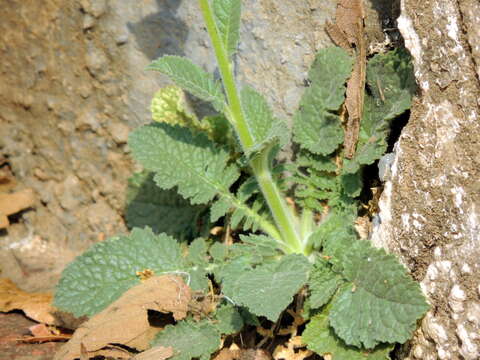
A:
[0,188,35,228]
[54,275,191,360]
[0,278,57,324]
[214,348,271,360]
[80,345,132,359]
[273,337,312,360]
[18,323,72,343]
[327,0,366,159]
[133,346,174,360]
[29,323,54,337]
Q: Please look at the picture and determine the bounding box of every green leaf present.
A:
[187,238,209,267]
[125,171,208,240]
[221,254,311,321]
[340,172,363,198]
[343,49,415,174]
[186,238,210,290]
[214,304,244,334]
[213,0,241,57]
[54,228,184,317]
[152,319,221,360]
[147,56,225,112]
[238,234,281,258]
[307,259,343,309]
[209,242,228,262]
[293,47,353,155]
[240,86,289,156]
[330,240,429,348]
[129,123,239,205]
[316,211,358,271]
[303,308,393,360]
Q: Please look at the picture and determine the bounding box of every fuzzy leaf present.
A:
[307,259,343,309]
[213,0,241,57]
[54,228,184,317]
[187,238,209,267]
[330,240,429,348]
[147,56,225,112]
[240,86,289,156]
[343,49,415,173]
[221,254,311,321]
[129,123,239,205]
[152,319,221,360]
[126,171,208,240]
[214,304,244,335]
[303,308,393,360]
[293,47,353,155]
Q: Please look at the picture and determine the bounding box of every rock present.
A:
[85,42,108,78]
[108,121,130,145]
[75,110,99,132]
[371,1,480,358]
[54,175,85,211]
[82,14,96,30]
[79,0,107,18]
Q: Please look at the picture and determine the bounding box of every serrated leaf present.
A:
[340,172,362,197]
[54,228,184,317]
[129,123,239,205]
[307,259,343,309]
[303,308,393,360]
[214,304,244,334]
[309,209,356,248]
[152,319,221,360]
[293,47,353,155]
[221,254,311,321]
[209,242,228,262]
[330,240,429,348]
[126,171,208,240]
[185,239,210,291]
[213,0,241,57]
[240,86,289,156]
[187,238,209,267]
[147,56,225,112]
[239,234,281,258]
[343,49,415,174]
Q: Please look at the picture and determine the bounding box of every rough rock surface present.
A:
[371,0,480,359]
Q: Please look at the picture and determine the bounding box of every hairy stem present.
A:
[198,0,304,253]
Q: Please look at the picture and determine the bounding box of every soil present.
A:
[0,313,63,360]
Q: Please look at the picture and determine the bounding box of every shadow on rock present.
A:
[127,0,188,60]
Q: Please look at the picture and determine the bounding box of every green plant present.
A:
[54,1,427,359]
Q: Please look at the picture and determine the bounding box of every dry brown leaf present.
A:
[0,278,57,324]
[80,345,132,359]
[273,337,312,360]
[54,275,191,360]
[133,346,174,360]
[0,188,35,228]
[29,323,54,337]
[214,348,271,360]
[327,0,366,159]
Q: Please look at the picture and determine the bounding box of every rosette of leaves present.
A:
[54,1,427,359]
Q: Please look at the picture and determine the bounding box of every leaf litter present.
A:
[326,0,366,159]
[54,275,191,360]
[0,277,57,325]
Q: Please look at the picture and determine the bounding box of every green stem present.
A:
[199,0,304,253]
[198,0,253,150]
[251,152,303,253]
